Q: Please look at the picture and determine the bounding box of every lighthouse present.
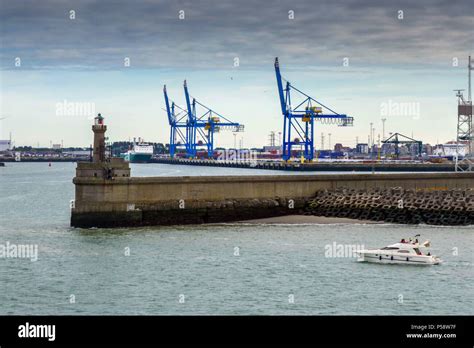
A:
[92,113,107,163]
[74,112,130,179]
[72,112,131,227]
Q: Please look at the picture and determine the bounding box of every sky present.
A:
[0,0,473,148]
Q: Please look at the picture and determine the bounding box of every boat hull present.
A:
[357,253,441,265]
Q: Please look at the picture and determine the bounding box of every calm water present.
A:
[0,162,472,315]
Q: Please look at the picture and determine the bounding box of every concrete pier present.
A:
[71,114,474,228]
[71,172,474,227]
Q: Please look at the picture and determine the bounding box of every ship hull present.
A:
[123,153,152,163]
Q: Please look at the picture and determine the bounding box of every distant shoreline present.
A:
[0,158,81,162]
[0,159,459,173]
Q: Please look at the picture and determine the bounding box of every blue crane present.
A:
[274,57,354,161]
[183,80,244,158]
[163,85,190,157]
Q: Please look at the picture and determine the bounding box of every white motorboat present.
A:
[356,236,442,265]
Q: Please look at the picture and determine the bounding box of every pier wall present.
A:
[71,172,474,227]
[153,158,460,172]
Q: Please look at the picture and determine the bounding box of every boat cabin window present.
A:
[398,250,409,253]
[414,248,422,255]
[381,247,399,250]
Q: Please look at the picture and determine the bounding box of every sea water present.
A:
[0,163,472,315]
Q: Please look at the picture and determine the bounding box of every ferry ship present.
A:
[121,140,154,163]
[431,143,467,161]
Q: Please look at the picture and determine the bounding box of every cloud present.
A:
[0,0,472,71]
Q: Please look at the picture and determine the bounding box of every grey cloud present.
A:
[0,0,472,70]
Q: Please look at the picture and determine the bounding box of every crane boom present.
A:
[182,80,244,158]
[274,58,287,115]
[163,85,174,125]
[274,57,354,161]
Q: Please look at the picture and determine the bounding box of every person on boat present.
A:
[400,238,406,243]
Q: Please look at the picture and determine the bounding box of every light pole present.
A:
[469,55,472,102]
[369,123,373,147]
[381,118,386,141]
[372,126,375,146]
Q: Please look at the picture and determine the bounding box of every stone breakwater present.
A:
[306,187,474,225]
